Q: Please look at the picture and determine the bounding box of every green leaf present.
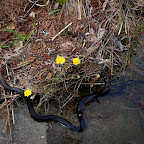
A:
[28,30,34,40]
[49,9,61,15]
[55,0,67,4]
[0,44,13,48]
[0,38,12,48]
[13,39,19,46]
[0,29,18,34]
[118,21,123,35]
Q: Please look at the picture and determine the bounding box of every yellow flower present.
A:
[73,58,80,65]
[55,56,65,64]
[24,89,32,97]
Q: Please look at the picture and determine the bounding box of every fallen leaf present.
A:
[47,72,52,79]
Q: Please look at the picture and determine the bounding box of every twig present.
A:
[24,0,39,18]
[11,104,15,124]
[5,64,10,80]
[78,0,81,20]
[4,66,31,78]
[60,95,74,109]
[28,0,49,7]
[1,94,20,99]
[11,62,31,70]
[80,83,105,85]
[52,22,73,41]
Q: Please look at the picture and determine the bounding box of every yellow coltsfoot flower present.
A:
[24,89,32,97]
[73,58,80,65]
[55,56,65,64]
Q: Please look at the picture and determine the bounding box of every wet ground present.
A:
[0,38,144,144]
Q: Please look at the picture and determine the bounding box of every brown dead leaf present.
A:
[47,72,52,79]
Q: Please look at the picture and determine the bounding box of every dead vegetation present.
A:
[0,0,144,143]
[0,0,144,107]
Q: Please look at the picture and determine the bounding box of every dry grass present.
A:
[0,0,144,107]
[0,0,144,143]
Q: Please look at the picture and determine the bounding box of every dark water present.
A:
[46,40,144,144]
